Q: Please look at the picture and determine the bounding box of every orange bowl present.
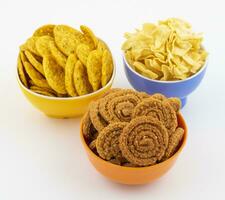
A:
[80,113,187,185]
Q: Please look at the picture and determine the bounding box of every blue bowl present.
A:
[123,55,208,107]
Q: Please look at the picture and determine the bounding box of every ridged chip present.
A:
[20,36,40,56]
[76,44,91,66]
[65,54,78,96]
[17,54,28,87]
[49,40,67,68]
[101,49,113,86]
[86,50,102,91]
[33,24,55,37]
[74,60,92,95]
[54,25,84,56]
[24,50,44,75]
[43,55,67,94]
[97,39,108,53]
[80,25,98,49]
[36,36,54,56]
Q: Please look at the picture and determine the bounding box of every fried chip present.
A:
[22,59,50,89]
[73,60,92,95]
[76,44,91,66]
[36,36,54,56]
[80,25,98,49]
[17,54,28,87]
[122,18,208,81]
[86,50,102,91]
[33,24,55,37]
[30,85,56,95]
[20,36,40,56]
[24,50,44,75]
[49,40,67,68]
[30,85,56,97]
[101,50,113,86]
[97,39,108,53]
[54,25,84,56]
[65,54,78,96]
[43,55,67,94]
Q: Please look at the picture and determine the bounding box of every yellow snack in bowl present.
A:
[36,36,54,56]
[76,44,91,66]
[101,50,113,86]
[33,24,55,37]
[122,18,208,81]
[43,55,67,94]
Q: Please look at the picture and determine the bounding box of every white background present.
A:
[0,0,225,199]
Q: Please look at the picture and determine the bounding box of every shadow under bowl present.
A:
[80,113,187,185]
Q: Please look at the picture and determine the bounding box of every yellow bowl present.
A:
[17,66,116,118]
[80,113,187,185]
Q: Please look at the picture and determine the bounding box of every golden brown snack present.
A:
[30,88,56,97]
[132,98,177,136]
[43,55,67,94]
[89,100,108,132]
[73,60,92,95]
[96,122,128,161]
[164,127,184,159]
[82,111,98,142]
[65,54,78,96]
[101,49,113,86]
[97,40,108,53]
[89,140,97,151]
[33,24,55,37]
[167,97,181,113]
[76,43,91,66]
[119,116,169,166]
[100,88,122,98]
[49,40,67,68]
[99,89,145,123]
[54,25,84,56]
[151,93,166,101]
[86,50,102,91]
[24,50,44,75]
[20,36,40,56]
[36,36,54,57]
[17,54,28,87]
[80,25,98,49]
[29,86,56,96]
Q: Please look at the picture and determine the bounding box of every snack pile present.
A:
[122,18,208,81]
[82,89,185,167]
[17,24,113,97]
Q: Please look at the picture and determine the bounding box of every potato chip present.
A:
[24,50,44,75]
[86,50,102,91]
[33,24,55,37]
[97,40,108,53]
[74,60,92,95]
[49,40,67,68]
[122,18,208,81]
[80,25,98,49]
[76,44,91,66]
[54,25,84,56]
[101,50,113,86]
[23,59,50,89]
[17,54,28,87]
[65,54,78,96]
[30,85,56,95]
[36,36,54,56]
[20,36,40,56]
[30,85,56,97]
[43,55,67,94]
[133,61,158,79]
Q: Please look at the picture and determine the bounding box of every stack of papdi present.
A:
[17,24,114,97]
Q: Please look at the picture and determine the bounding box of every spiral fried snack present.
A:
[167,98,181,113]
[164,127,184,159]
[99,89,146,123]
[89,100,108,132]
[119,116,169,166]
[82,111,97,142]
[132,98,177,136]
[96,122,128,161]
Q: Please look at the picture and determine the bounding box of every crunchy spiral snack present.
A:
[119,116,169,166]
[164,127,184,159]
[99,89,145,123]
[132,98,177,136]
[82,111,97,142]
[96,122,128,161]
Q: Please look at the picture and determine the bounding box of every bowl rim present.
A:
[17,59,116,100]
[122,49,208,84]
[80,112,188,170]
